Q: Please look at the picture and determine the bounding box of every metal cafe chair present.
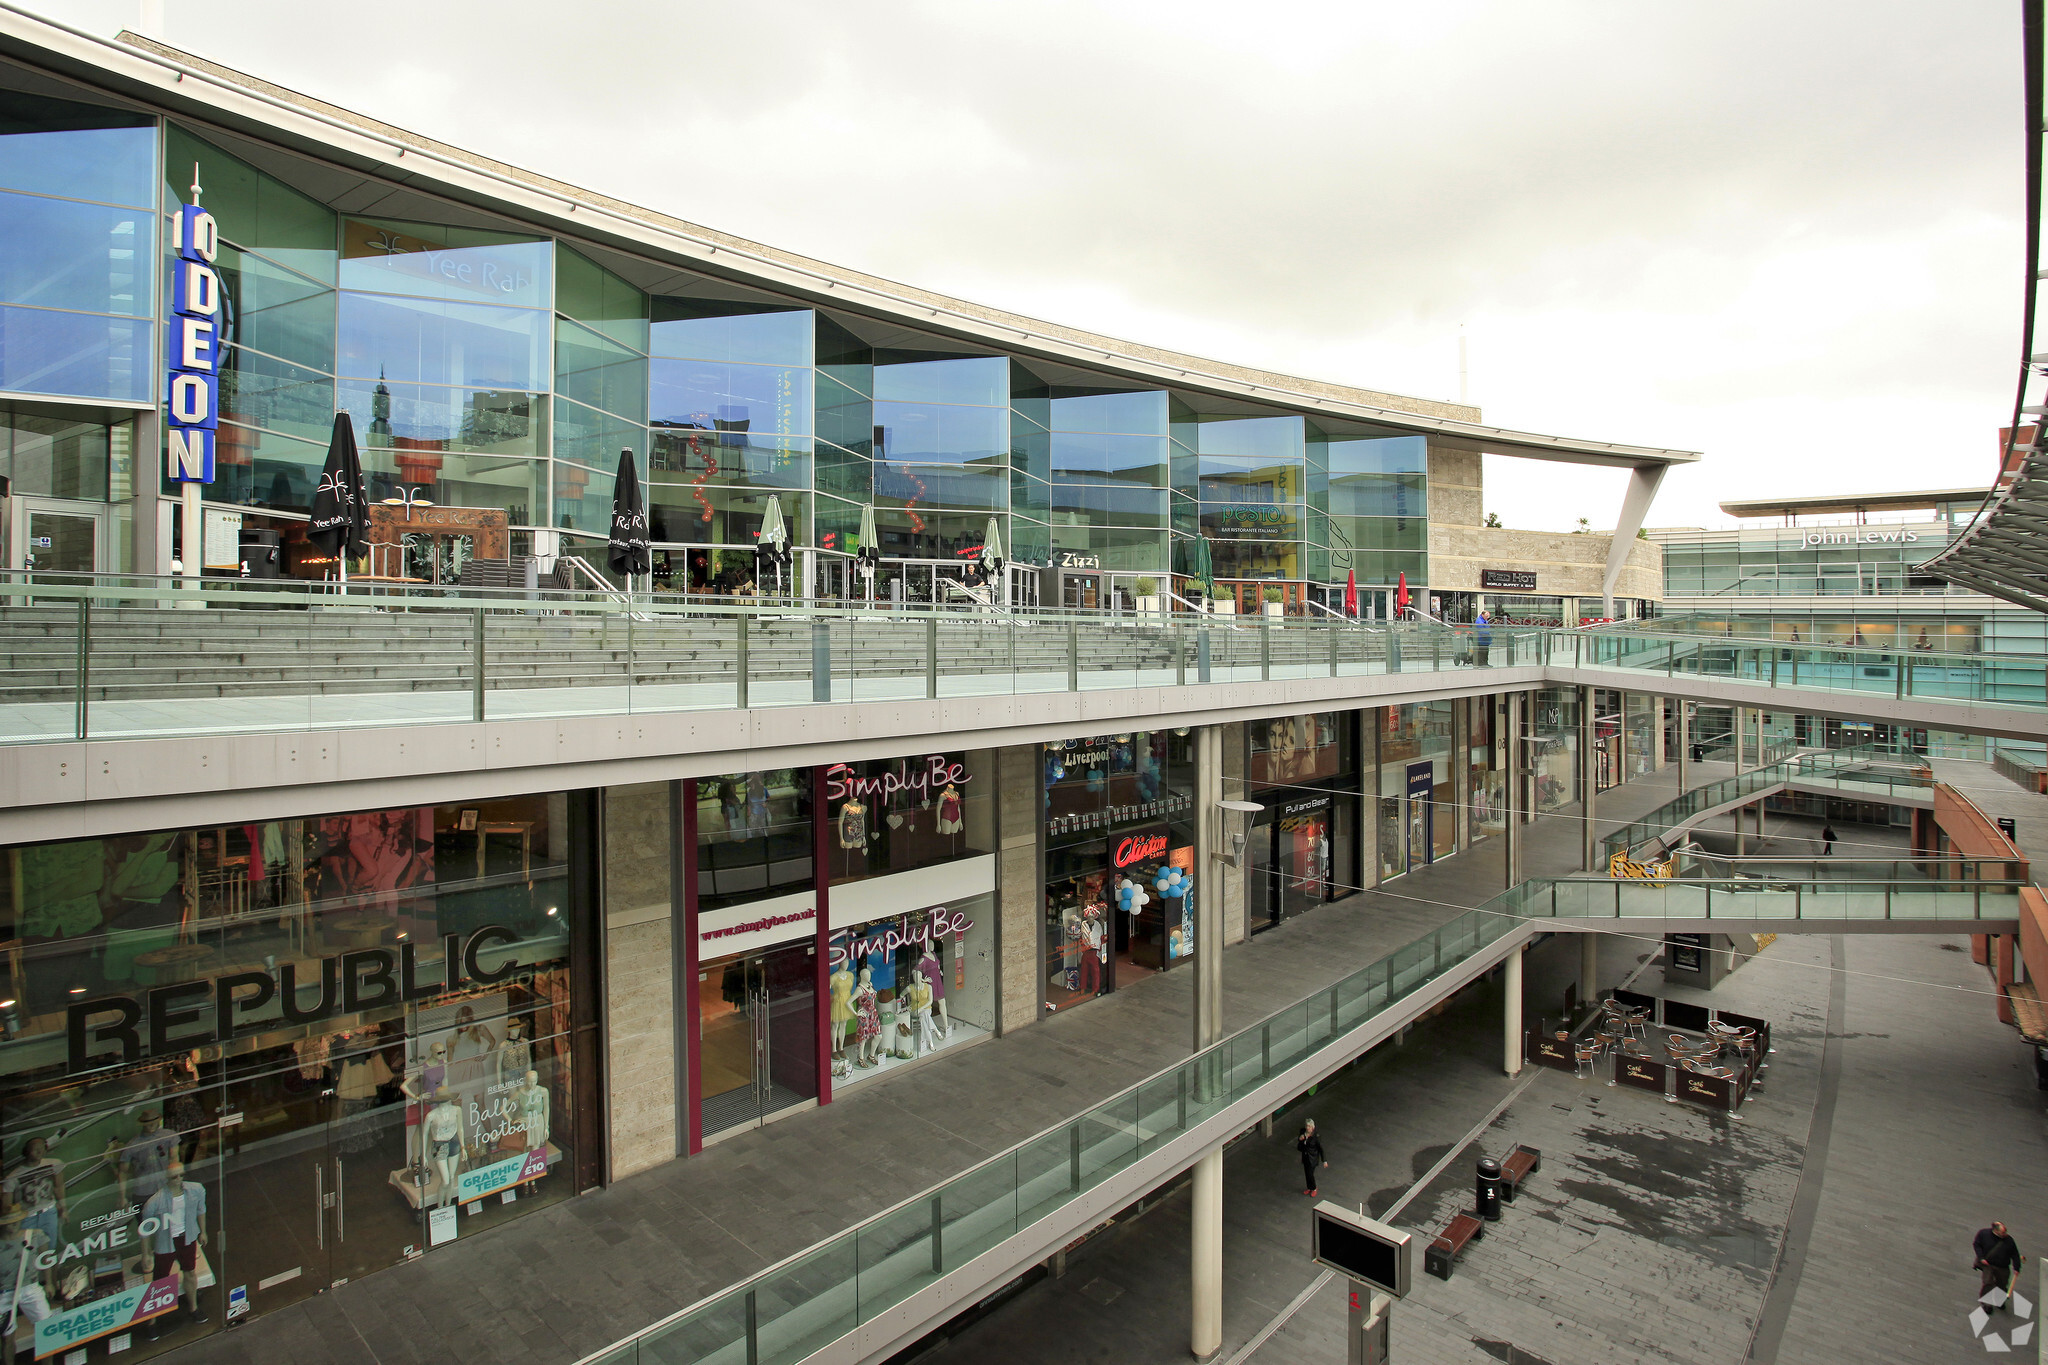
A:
[1573,1041,1599,1079]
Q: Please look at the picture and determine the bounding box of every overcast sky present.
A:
[31,0,2025,530]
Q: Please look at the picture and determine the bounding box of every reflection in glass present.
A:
[338,377,544,461]
[0,190,149,316]
[337,292,549,391]
[0,304,152,403]
[0,90,157,206]
[341,218,552,310]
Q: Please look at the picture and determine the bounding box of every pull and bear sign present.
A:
[166,203,223,483]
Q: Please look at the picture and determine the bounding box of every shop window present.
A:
[0,794,587,1361]
[826,752,992,886]
[694,771,812,911]
[826,894,994,1088]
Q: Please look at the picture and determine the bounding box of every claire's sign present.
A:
[67,925,521,1073]
[166,201,223,483]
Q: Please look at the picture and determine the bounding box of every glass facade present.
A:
[0,794,594,1361]
[1377,702,1453,880]
[0,88,1457,598]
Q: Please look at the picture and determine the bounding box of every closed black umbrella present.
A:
[608,447,650,581]
[308,412,368,581]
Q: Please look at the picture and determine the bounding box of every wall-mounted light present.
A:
[1217,800,1262,867]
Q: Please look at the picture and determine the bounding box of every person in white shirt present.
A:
[141,1163,207,1323]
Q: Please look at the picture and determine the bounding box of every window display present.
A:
[694,770,812,911]
[826,752,993,885]
[826,896,992,1087]
[0,793,588,1363]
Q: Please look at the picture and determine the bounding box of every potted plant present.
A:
[1134,576,1160,613]
[1262,585,1285,618]
[1209,587,1235,615]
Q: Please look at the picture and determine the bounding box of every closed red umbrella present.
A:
[1344,568,1358,618]
[1395,571,1409,618]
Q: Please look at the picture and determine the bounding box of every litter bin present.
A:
[238,528,281,580]
[1475,1156,1503,1222]
[1997,815,2017,843]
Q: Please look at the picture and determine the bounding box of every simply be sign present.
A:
[166,195,223,483]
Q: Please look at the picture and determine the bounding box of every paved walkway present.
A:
[163,763,1719,1365]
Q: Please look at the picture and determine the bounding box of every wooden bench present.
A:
[1425,1212,1484,1280]
[1499,1143,1542,1203]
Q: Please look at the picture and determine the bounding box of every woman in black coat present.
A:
[1296,1119,1327,1197]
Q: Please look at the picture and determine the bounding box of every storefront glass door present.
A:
[698,941,818,1140]
[10,496,103,574]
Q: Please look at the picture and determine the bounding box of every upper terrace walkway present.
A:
[4,578,2046,756]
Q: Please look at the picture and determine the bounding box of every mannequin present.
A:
[915,946,950,1037]
[399,1042,448,1174]
[934,783,963,835]
[828,962,857,1063]
[906,975,938,1056]
[516,1070,550,1152]
[494,1018,532,1088]
[837,799,867,850]
[423,1086,466,1207]
[852,967,883,1068]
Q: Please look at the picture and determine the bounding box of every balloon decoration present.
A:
[1154,866,1193,901]
[1116,875,1151,917]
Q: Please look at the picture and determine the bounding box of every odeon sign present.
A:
[165,202,223,484]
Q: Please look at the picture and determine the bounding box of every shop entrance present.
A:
[214,1028,416,1315]
[9,494,103,574]
[698,941,818,1140]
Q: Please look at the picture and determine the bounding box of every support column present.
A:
[1503,692,1525,889]
[1503,943,1524,1076]
[1580,932,1600,1008]
[1191,722,1225,1362]
[1578,684,1597,871]
[1734,705,1747,772]
[1676,700,1689,793]
[1191,1146,1223,1360]
[1736,801,1747,856]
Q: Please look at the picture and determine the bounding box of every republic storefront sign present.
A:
[35,1276,181,1359]
[65,925,521,1073]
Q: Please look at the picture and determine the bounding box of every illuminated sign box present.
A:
[1311,1202,1412,1298]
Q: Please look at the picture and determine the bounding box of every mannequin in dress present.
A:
[852,967,883,1068]
[828,962,857,1063]
[906,975,938,1056]
[448,1006,496,1065]
[516,1070,550,1152]
[915,947,950,1037]
[423,1086,466,1207]
[494,1018,533,1088]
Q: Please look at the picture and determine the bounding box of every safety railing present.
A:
[1599,746,1932,863]
[1518,873,2026,924]
[0,578,1547,745]
[1561,626,2048,712]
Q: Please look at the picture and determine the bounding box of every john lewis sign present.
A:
[1799,528,1921,548]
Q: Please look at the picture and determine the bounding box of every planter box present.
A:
[1209,599,1235,616]
[1263,602,1284,617]
[1135,596,1161,613]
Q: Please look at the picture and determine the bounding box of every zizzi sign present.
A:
[1799,528,1921,548]
[66,925,521,1073]
[166,202,223,483]
[1113,831,1169,867]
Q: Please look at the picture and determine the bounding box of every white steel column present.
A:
[1676,699,1689,793]
[1191,1147,1223,1360]
[1578,684,1597,871]
[1503,944,1524,1076]
[1503,692,1525,889]
[1580,933,1600,1008]
[1191,723,1225,1362]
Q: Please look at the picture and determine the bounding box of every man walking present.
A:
[1973,1221,2023,1301]
[1296,1119,1327,1198]
[1820,823,1837,857]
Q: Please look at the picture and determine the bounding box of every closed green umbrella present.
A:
[758,495,789,595]
[1187,535,1216,609]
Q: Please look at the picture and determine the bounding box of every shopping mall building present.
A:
[0,11,1697,1363]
